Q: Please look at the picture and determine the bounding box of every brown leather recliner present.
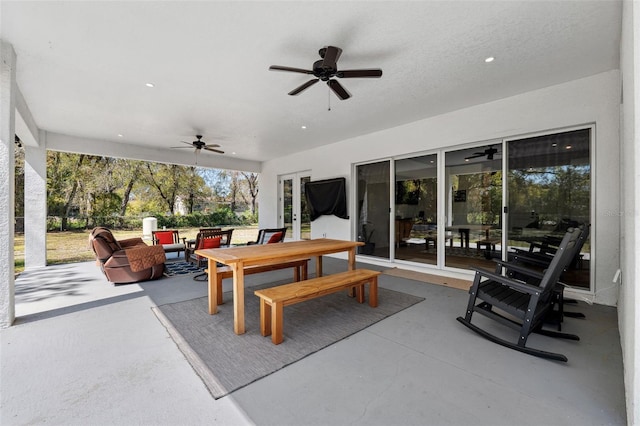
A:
[89,227,166,284]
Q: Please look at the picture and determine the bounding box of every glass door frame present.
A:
[279,171,311,241]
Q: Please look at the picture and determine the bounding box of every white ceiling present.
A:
[1,1,622,165]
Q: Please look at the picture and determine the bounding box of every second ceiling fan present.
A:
[465,145,500,161]
[171,135,224,154]
[269,45,382,100]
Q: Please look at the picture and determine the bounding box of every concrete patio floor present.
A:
[1,256,626,425]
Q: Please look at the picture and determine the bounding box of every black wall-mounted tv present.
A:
[305,177,348,221]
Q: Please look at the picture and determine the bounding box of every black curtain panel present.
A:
[305,178,348,221]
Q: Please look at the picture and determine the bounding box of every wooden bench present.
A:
[254,269,381,345]
[206,259,309,305]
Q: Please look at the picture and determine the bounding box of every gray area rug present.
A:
[153,282,424,399]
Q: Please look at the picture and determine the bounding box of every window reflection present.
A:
[507,128,591,289]
[356,161,390,258]
[394,155,438,265]
[445,146,503,268]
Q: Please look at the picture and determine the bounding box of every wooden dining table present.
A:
[195,238,364,335]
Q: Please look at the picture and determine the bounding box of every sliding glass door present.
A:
[394,154,438,265]
[506,128,591,289]
[355,161,390,258]
[444,145,503,269]
[353,126,591,291]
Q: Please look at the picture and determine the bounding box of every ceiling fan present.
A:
[465,145,500,160]
[171,135,224,154]
[269,45,382,100]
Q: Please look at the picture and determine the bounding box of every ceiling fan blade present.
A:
[337,69,383,78]
[171,146,194,149]
[269,65,314,74]
[288,78,319,96]
[204,146,225,154]
[327,79,351,100]
[322,46,342,69]
[204,143,221,148]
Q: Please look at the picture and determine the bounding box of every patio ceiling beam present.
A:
[15,86,39,148]
[45,132,262,173]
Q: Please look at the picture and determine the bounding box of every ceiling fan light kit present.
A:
[269,45,382,100]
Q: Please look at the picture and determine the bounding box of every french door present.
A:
[280,172,311,241]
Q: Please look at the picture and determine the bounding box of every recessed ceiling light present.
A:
[565,145,572,150]
[551,143,557,147]
[465,158,470,162]
[232,152,237,155]
[301,125,307,129]
[117,134,123,137]
[145,83,155,88]
[485,57,495,63]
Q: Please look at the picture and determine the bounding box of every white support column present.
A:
[0,41,17,328]
[24,132,47,268]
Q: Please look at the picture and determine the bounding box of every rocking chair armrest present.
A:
[510,252,553,267]
[493,260,545,280]
[470,267,545,295]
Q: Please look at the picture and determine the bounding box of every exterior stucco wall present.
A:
[619,0,639,423]
[260,70,621,307]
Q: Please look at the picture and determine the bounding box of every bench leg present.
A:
[260,299,271,337]
[355,284,365,303]
[271,301,284,345]
[369,277,378,307]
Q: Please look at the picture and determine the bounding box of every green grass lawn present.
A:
[13,226,260,274]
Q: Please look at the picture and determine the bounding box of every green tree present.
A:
[240,172,259,215]
[47,152,87,230]
[14,143,24,220]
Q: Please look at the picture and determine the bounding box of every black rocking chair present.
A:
[456,226,582,362]
[507,224,590,328]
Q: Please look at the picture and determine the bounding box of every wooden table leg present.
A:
[232,262,246,335]
[208,259,218,315]
[315,255,323,277]
[348,247,357,297]
[348,247,356,270]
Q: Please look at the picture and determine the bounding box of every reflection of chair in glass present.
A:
[456,227,581,362]
[152,230,186,257]
[247,228,287,245]
[186,229,233,267]
[512,224,589,270]
[404,223,450,250]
